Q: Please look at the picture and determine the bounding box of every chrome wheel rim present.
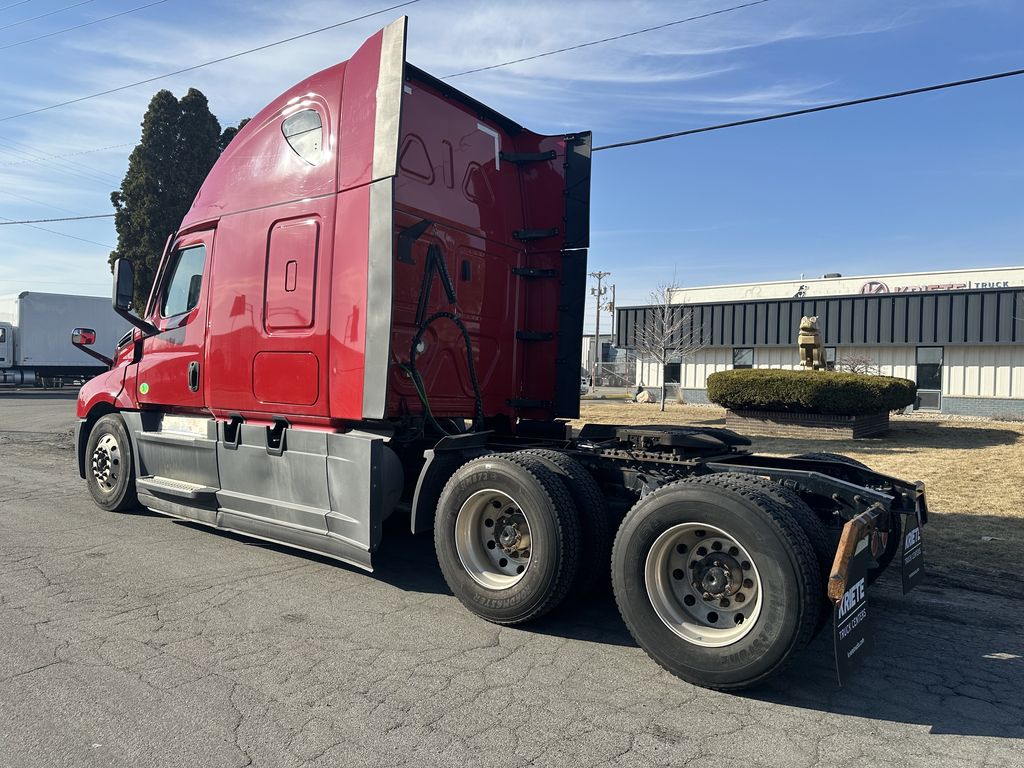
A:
[645,522,763,647]
[91,433,122,493]
[455,489,533,590]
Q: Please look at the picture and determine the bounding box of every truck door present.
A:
[135,230,214,410]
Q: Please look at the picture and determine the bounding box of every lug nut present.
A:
[697,546,708,556]
[702,592,713,600]
[720,598,730,607]
[735,592,745,603]
[711,541,722,551]
[743,578,753,589]
[741,561,751,570]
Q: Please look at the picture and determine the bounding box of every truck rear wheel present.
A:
[85,413,138,512]
[434,454,580,625]
[612,477,821,690]
[698,472,834,635]
[515,449,613,597]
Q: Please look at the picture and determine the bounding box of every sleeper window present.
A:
[282,109,323,165]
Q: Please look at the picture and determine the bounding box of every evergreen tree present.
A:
[109,88,248,309]
[219,117,250,153]
[109,90,180,309]
[172,88,222,215]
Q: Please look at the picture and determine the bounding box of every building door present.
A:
[915,347,943,410]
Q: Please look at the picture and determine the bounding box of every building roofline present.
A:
[668,264,1024,294]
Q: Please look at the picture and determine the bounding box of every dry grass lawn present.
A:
[573,401,1023,591]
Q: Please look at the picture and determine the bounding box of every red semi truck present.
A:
[73,18,927,690]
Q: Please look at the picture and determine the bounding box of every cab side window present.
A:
[161,245,207,318]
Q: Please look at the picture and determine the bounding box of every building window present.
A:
[824,347,836,371]
[282,109,323,165]
[732,347,753,369]
[663,362,681,384]
[915,347,943,410]
[0,327,6,343]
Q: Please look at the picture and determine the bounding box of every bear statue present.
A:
[798,315,823,370]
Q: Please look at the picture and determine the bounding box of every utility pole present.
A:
[589,270,610,393]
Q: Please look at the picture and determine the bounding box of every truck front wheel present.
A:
[85,413,138,512]
[612,477,821,690]
[434,454,580,625]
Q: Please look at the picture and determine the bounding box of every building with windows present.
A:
[615,266,1024,417]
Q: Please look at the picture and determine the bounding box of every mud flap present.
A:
[833,534,873,686]
[901,510,925,594]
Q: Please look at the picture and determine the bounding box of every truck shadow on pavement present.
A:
[176,518,1023,739]
[379,530,1023,740]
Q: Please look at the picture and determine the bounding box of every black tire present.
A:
[695,472,833,635]
[84,413,138,512]
[612,476,821,691]
[434,454,581,625]
[792,452,869,470]
[515,449,613,598]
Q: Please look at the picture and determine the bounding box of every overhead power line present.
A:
[0,0,34,11]
[0,213,113,224]
[0,0,172,51]
[0,134,118,186]
[0,141,134,167]
[0,0,419,123]
[443,0,771,79]
[0,215,113,248]
[594,67,1024,151]
[0,0,95,32]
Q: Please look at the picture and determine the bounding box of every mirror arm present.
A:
[115,309,159,337]
[72,341,114,368]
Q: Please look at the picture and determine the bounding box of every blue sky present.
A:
[0,0,1021,332]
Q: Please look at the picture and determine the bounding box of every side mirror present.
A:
[71,327,113,367]
[113,258,134,312]
[72,328,96,346]
[111,258,159,336]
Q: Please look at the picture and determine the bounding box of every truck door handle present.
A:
[188,361,200,392]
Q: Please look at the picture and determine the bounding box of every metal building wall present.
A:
[639,344,1024,401]
[616,287,1024,349]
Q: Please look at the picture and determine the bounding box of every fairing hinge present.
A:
[511,267,558,279]
[397,218,432,264]
[500,149,556,165]
[515,331,554,342]
[514,227,559,241]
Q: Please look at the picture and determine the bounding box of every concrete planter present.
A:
[725,409,889,439]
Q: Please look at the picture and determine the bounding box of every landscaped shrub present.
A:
[706,369,916,415]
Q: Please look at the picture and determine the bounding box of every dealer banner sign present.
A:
[834,536,873,686]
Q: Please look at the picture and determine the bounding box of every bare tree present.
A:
[632,283,705,411]
[837,354,880,375]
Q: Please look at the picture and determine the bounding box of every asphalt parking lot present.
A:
[1,391,1022,767]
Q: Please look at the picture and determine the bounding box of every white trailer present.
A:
[0,292,131,386]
